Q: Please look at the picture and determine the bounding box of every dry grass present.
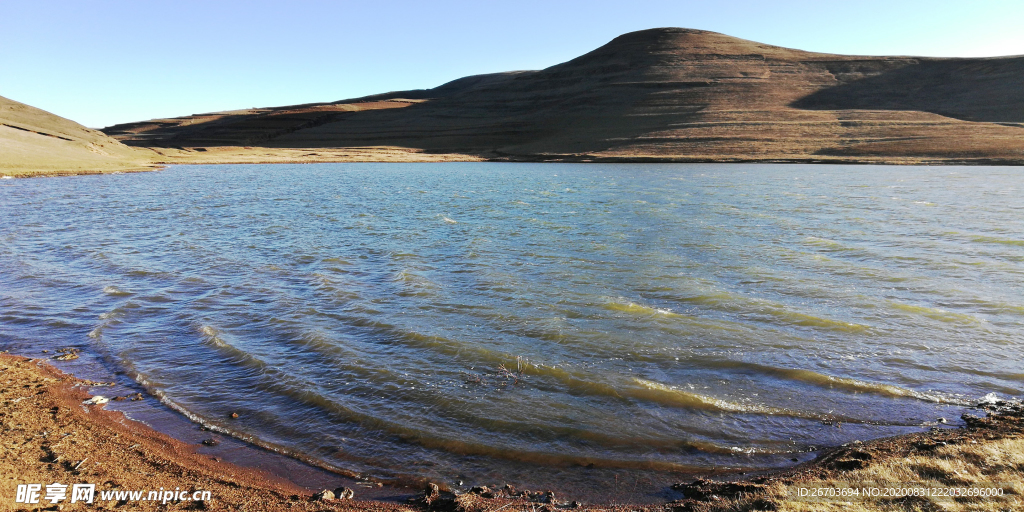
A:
[780,438,1024,511]
[141,145,485,165]
[685,438,1024,512]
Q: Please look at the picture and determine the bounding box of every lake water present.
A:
[1,163,1021,501]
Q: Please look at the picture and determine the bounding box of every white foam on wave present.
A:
[604,300,680,317]
[102,285,129,295]
[630,377,815,418]
[980,392,1001,404]
[199,325,229,348]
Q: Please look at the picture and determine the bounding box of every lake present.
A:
[1,163,1021,501]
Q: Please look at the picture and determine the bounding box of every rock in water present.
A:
[311,489,335,501]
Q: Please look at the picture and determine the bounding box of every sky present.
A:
[2,0,1023,128]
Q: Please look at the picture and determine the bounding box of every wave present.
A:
[179,328,790,470]
[970,235,1024,247]
[662,290,870,333]
[753,367,965,404]
[678,358,970,405]
[603,301,679,317]
[889,302,982,325]
[629,378,828,420]
[102,285,131,296]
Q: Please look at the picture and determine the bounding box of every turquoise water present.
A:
[1,163,1021,500]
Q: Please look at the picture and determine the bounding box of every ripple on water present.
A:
[1,163,1021,499]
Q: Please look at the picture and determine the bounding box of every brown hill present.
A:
[0,95,156,176]
[104,28,1024,164]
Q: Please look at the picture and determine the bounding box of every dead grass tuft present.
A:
[772,437,1024,511]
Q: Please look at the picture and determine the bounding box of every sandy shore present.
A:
[0,354,411,511]
[1,146,486,178]
[2,352,1021,511]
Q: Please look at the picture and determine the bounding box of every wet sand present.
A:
[0,353,410,511]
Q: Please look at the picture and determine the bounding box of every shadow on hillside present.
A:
[792,57,1024,123]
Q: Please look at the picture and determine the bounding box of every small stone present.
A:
[129,392,144,401]
[310,489,335,501]
[201,438,219,446]
[570,501,582,508]
[425,483,440,498]
[470,486,489,495]
[83,396,109,405]
[230,412,239,419]
[333,487,354,500]
[54,348,81,361]
[113,396,127,401]
[938,417,947,424]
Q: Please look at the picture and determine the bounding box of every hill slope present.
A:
[1,95,155,176]
[104,28,1024,164]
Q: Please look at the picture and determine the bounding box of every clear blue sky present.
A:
[2,0,1022,128]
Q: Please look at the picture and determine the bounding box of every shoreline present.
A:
[0,165,164,179]
[0,353,413,511]
[3,352,1021,511]
[4,150,1024,179]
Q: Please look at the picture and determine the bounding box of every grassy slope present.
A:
[0,95,157,176]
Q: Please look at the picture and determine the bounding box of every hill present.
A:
[104,28,1024,164]
[0,95,157,177]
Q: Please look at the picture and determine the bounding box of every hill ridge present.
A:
[1,95,156,176]
[101,27,1024,165]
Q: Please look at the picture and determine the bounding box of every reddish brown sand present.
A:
[0,354,411,511]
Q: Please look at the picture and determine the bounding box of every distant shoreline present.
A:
[5,150,1023,179]
[0,165,164,179]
